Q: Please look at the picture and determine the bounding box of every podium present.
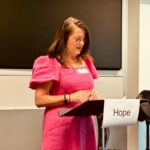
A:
[58,99,150,150]
[59,100,105,150]
[59,100,104,116]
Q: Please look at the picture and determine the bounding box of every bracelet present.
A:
[69,94,71,102]
[64,94,69,104]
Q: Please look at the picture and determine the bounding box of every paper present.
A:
[102,99,140,127]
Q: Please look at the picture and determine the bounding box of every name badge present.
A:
[76,68,88,74]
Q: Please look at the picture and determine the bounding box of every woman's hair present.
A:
[48,16,92,65]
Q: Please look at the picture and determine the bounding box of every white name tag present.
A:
[76,68,88,74]
[102,99,140,127]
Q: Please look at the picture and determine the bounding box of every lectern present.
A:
[59,100,107,150]
[59,99,150,150]
[59,100,104,116]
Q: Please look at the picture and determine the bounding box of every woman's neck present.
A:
[66,56,79,64]
[65,56,84,68]
[56,54,85,68]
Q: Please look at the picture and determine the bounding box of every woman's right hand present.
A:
[70,90,91,103]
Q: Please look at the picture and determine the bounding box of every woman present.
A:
[29,17,99,150]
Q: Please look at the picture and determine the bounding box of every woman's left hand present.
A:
[89,89,99,100]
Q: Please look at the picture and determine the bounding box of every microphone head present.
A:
[137,90,150,121]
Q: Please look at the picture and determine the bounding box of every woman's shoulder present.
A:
[34,55,48,61]
[29,55,60,89]
[34,55,56,64]
[85,56,99,79]
[33,55,58,68]
[32,55,60,76]
[85,56,93,64]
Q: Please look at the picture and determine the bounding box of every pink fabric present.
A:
[29,55,99,150]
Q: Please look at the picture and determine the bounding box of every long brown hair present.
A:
[48,17,93,65]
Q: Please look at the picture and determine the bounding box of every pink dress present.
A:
[29,55,98,150]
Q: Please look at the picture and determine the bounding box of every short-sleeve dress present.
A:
[29,55,99,150]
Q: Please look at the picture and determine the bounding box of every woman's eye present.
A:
[74,37,85,43]
[75,38,80,42]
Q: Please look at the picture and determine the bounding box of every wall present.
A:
[0,70,34,107]
[139,0,150,91]
[0,109,44,150]
[138,1,150,149]
[126,0,140,150]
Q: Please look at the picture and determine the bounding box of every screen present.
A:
[0,0,122,70]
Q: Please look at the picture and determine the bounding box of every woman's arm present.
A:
[35,81,92,108]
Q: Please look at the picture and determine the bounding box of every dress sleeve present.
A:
[86,58,99,79]
[29,55,60,89]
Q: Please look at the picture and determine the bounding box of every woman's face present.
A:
[65,25,85,58]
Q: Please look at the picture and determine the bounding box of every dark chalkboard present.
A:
[0,0,122,70]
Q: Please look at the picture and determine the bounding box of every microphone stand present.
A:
[139,99,150,150]
[146,120,150,150]
[97,114,109,150]
[97,114,103,150]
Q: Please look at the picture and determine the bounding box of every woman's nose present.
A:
[80,39,84,46]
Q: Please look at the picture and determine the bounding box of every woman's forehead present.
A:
[70,25,85,36]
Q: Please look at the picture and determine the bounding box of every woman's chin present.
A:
[75,50,82,55]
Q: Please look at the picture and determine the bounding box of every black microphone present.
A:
[137,90,150,121]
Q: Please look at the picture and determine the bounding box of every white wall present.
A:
[138,1,150,150]
[139,1,150,91]
[0,109,44,150]
[0,70,34,107]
